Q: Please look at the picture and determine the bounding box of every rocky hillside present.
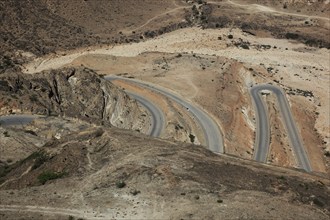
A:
[0,0,98,55]
[0,124,329,219]
[2,0,329,74]
[0,0,188,73]
[0,67,150,132]
[0,1,329,219]
[201,1,330,48]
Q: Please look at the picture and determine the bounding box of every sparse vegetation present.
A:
[240,44,249,50]
[283,3,288,9]
[0,56,14,73]
[287,88,314,97]
[31,152,50,170]
[189,134,195,143]
[0,164,12,179]
[130,189,141,195]
[3,131,10,137]
[175,124,184,130]
[24,130,38,136]
[29,94,38,102]
[285,33,299,40]
[278,175,286,180]
[0,151,50,180]
[116,180,126,188]
[0,0,329,218]
[38,170,66,185]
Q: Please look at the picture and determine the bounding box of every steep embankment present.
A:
[0,67,150,132]
[0,125,329,219]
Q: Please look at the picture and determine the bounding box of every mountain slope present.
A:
[0,125,329,219]
[0,67,150,131]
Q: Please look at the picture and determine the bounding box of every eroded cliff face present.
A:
[0,67,150,133]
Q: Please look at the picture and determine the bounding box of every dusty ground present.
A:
[1,0,330,218]
[205,0,330,48]
[2,0,329,74]
[0,0,191,55]
[41,0,183,36]
[71,53,255,159]
[0,124,329,219]
[225,0,330,17]
[29,26,327,173]
[0,117,92,166]
[0,0,193,75]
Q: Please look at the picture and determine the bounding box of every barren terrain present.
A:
[0,0,329,219]
[23,27,329,173]
[1,123,329,219]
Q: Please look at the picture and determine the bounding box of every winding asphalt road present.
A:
[0,96,163,138]
[250,84,312,172]
[1,80,310,172]
[0,115,40,127]
[106,76,224,154]
[127,92,165,137]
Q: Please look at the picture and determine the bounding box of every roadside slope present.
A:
[251,85,312,172]
[0,68,151,133]
[0,126,329,219]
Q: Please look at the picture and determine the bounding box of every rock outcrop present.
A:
[0,67,150,133]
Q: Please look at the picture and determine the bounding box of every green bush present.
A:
[116,180,126,188]
[0,151,50,182]
[241,44,250,50]
[18,151,49,169]
[189,134,195,143]
[130,189,140,196]
[32,152,49,170]
[0,164,12,179]
[38,170,65,184]
[3,131,10,137]
[29,94,38,102]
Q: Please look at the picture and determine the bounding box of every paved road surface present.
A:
[127,92,165,137]
[0,115,40,127]
[250,84,312,172]
[1,80,311,172]
[106,76,224,153]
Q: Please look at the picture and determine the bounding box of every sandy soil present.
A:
[22,27,329,173]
